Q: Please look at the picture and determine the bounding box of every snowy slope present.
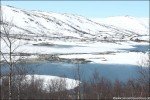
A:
[93,16,149,36]
[25,75,80,90]
[1,5,149,42]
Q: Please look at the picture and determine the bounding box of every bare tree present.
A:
[1,18,15,100]
[47,77,69,99]
[1,17,28,100]
[89,69,101,99]
[137,58,150,97]
[73,59,84,99]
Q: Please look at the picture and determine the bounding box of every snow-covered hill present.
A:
[93,16,149,35]
[1,5,149,42]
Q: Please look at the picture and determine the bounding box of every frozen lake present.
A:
[1,43,149,82]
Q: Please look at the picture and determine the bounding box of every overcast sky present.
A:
[2,1,149,18]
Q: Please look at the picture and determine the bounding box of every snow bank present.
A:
[25,75,80,90]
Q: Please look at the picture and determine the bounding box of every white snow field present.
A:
[1,38,149,67]
[25,75,80,91]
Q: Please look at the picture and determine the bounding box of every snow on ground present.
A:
[1,38,149,67]
[25,75,80,90]
[2,5,149,42]
[92,16,149,35]
[89,52,149,67]
[1,39,139,54]
[58,52,149,67]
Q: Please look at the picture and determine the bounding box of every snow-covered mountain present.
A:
[1,5,149,82]
[1,5,149,42]
[93,16,149,34]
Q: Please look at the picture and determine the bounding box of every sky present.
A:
[1,1,149,18]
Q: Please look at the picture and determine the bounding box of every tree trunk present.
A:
[17,82,20,100]
[9,73,12,100]
[9,42,12,100]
